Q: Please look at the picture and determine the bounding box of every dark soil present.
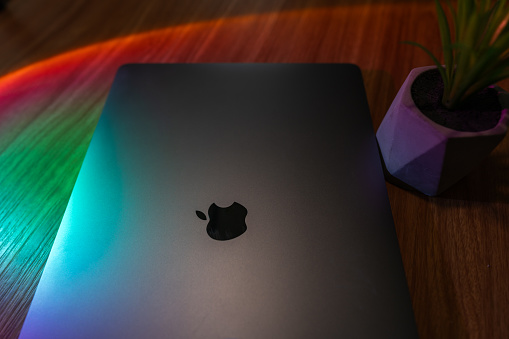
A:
[410,68,502,132]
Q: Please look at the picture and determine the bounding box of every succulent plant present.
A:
[405,0,509,110]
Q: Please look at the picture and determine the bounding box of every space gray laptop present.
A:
[20,64,417,338]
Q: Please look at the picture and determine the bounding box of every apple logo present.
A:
[196,202,247,241]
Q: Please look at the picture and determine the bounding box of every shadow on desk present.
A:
[380,139,509,204]
[391,154,509,204]
[440,150,509,203]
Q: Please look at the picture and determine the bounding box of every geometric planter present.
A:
[376,66,509,196]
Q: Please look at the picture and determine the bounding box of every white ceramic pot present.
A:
[376,66,509,196]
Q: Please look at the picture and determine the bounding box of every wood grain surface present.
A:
[1,0,508,338]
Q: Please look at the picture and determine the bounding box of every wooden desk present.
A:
[1,0,508,338]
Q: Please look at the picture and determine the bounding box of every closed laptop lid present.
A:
[20,64,417,338]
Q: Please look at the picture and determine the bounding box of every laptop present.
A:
[20,64,417,338]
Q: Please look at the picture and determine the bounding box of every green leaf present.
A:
[481,1,503,48]
[435,0,454,80]
[462,69,509,102]
[450,42,473,102]
[491,0,508,26]
[481,55,509,80]
[479,0,489,12]
[457,0,476,42]
[401,41,449,89]
[445,0,458,41]
[486,1,509,43]
[477,1,502,49]
[464,11,481,47]
[492,16,509,47]
[450,46,504,107]
[409,0,509,108]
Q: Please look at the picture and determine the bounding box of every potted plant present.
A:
[376,0,509,196]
